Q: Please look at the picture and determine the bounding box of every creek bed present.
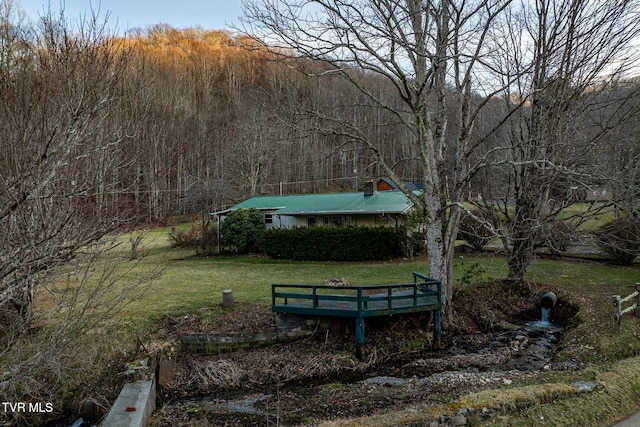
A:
[153,322,565,426]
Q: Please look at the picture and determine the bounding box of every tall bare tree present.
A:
[484,0,640,282]
[240,0,515,311]
[0,6,158,421]
[595,78,640,219]
[0,6,134,331]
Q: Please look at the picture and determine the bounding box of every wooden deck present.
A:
[272,272,442,359]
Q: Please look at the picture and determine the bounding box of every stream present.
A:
[167,313,564,422]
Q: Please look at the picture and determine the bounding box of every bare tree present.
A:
[595,78,640,219]
[0,6,158,422]
[0,238,160,425]
[0,5,134,330]
[484,0,640,282]
[240,0,515,311]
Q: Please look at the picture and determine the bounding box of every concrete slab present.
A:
[102,379,155,427]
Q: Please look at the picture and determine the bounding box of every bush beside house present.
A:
[220,208,265,253]
[169,221,219,256]
[261,226,405,261]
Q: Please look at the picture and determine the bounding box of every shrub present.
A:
[168,221,219,256]
[593,218,640,265]
[220,208,265,253]
[194,223,219,256]
[536,220,575,254]
[457,210,496,251]
[262,226,404,261]
[168,225,201,248]
[406,229,426,257]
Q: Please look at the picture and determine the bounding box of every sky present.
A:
[20,0,244,34]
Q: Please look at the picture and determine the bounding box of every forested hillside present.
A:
[101,25,430,222]
[121,25,446,222]
[3,11,639,227]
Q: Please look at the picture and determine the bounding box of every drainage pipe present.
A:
[540,291,557,309]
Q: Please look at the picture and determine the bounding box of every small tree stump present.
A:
[222,290,234,307]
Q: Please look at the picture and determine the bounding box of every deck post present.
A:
[355,317,365,361]
[313,287,318,308]
[433,309,442,349]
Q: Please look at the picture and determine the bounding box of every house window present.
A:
[307,217,316,227]
[323,216,343,226]
[264,213,273,224]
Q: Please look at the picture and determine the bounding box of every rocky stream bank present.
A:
[141,282,582,426]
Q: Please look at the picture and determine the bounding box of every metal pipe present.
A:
[540,291,558,309]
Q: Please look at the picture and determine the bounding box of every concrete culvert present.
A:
[540,291,558,309]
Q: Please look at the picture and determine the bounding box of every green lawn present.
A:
[38,224,639,342]
[114,226,639,325]
[33,226,640,427]
[124,248,433,319]
[557,202,618,230]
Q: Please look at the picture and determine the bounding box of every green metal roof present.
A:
[230,191,416,215]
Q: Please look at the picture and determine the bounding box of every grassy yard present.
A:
[30,225,640,426]
[37,224,640,343]
[100,224,640,320]
[140,226,640,426]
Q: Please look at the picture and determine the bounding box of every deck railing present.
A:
[272,271,441,317]
[271,272,442,360]
[412,271,442,303]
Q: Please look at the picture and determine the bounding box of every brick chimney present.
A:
[364,180,374,196]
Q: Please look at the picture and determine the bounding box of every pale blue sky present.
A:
[20,0,244,34]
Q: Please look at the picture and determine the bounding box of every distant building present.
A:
[585,187,612,202]
[375,178,425,192]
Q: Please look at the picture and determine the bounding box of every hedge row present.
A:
[261,226,405,261]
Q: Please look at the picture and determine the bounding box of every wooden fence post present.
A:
[636,283,640,318]
[614,295,621,331]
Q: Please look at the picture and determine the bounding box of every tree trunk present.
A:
[426,222,454,314]
[507,179,548,284]
[507,226,537,283]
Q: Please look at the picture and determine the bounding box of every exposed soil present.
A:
[147,281,580,427]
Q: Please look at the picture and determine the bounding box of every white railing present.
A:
[613,283,640,331]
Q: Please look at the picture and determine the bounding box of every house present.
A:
[376,177,425,192]
[219,185,419,229]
